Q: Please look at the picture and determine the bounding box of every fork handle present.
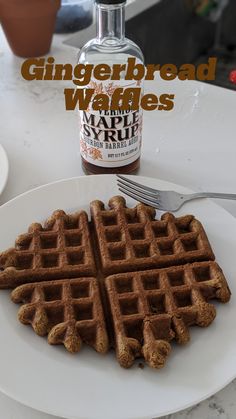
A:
[188,192,236,201]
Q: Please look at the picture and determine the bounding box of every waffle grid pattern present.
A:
[91,196,215,275]
[0,210,96,288]
[11,277,109,354]
[105,261,231,368]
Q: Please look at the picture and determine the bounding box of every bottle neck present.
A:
[96,3,125,43]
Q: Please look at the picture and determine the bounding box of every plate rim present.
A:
[0,144,9,196]
[0,174,235,419]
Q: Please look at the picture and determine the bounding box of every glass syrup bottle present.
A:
[78,0,144,175]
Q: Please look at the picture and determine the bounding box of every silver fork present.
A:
[117,175,236,212]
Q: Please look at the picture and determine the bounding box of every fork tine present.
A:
[117,179,159,200]
[118,186,160,209]
[117,175,159,195]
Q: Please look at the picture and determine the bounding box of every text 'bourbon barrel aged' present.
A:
[78,0,144,174]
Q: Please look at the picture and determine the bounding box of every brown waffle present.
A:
[105,261,231,369]
[11,277,109,354]
[0,210,96,289]
[91,196,215,275]
[0,197,231,369]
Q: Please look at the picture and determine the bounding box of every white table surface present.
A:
[0,26,236,419]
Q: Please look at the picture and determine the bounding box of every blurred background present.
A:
[125,0,236,90]
[0,0,236,90]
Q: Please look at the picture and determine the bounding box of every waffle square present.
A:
[11,277,109,354]
[105,261,231,369]
[0,210,96,288]
[91,196,215,275]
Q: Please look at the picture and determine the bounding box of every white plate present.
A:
[0,175,235,419]
[0,144,9,196]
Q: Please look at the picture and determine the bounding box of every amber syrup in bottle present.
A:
[78,0,144,175]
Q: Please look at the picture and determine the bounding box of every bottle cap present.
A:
[95,0,126,4]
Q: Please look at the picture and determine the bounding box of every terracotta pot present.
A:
[0,0,61,57]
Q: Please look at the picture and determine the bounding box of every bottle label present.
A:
[79,80,143,168]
